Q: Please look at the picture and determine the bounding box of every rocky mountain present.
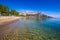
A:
[22,11,53,18]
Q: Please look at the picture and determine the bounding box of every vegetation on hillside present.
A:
[0,4,20,16]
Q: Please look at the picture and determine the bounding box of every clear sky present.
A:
[0,0,60,18]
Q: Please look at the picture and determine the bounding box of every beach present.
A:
[0,16,20,26]
[0,17,60,40]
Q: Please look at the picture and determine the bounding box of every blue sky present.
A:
[0,0,60,18]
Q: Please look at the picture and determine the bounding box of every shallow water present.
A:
[0,18,60,40]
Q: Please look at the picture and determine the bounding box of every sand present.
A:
[0,16,20,26]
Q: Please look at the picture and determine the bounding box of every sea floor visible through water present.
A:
[0,18,60,40]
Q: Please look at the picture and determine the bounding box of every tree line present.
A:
[0,4,20,16]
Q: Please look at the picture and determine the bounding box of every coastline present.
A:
[0,16,20,26]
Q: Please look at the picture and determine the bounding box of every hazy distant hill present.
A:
[22,11,53,18]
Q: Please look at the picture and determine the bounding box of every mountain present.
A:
[22,11,53,18]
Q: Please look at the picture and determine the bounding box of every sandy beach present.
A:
[0,16,20,26]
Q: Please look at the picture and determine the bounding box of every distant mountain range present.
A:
[21,11,53,18]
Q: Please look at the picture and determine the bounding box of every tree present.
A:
[10,10,19,16]
[14,12,19,16]
[2,6,9,16]
[0,4,3,15]
[0,4,19,16]
[0,4,9,16]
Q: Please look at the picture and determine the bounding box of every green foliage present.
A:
[10,10,19,16]
[0,4,3,14]
[0,4,20,16]
[3,6,9,12]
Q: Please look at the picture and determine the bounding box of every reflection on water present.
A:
[0,17,60,40]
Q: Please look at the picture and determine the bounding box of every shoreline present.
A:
[0,16,20,26]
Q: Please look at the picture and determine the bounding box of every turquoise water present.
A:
[0,18,60,40]
[21,18,60,40]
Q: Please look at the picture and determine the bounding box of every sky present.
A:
[0,0,60,18]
